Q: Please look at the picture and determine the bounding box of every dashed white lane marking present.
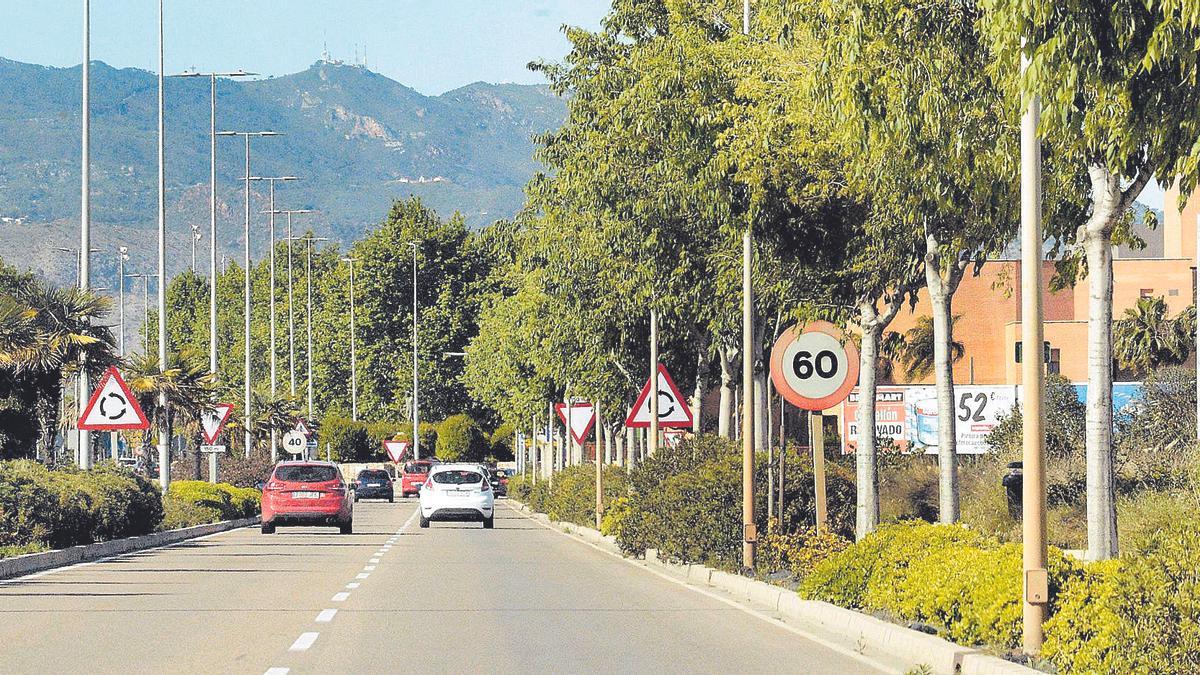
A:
[369,557,380,563]
[263,668,289,675]
[364,565,376,571]
[356,572,370,579]
[315,609,338,623]
[289,632,319,652]
[345,582,360,589]
[331,592,350,602]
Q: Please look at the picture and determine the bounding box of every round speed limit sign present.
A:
[283,430,308,454]
[770,321,860,411]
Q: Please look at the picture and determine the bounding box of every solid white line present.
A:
[508,503,899,674]
[345,582,360,589]
[0,522,252,586]
[356,573,370,579]
[263,668,289,675]
[289,632,319,652]
[315,608,337,623]
[331,592,350,602]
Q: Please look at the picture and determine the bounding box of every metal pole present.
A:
[742,229,755,570]
[595,399,603,530]
[306,238,314,419]
[209,74,218,377]
[346,258,358,420]
[156,0,168,489]
[649,309,659,456]
[1195,212,1199,441]
[79,0,91,470]
[117,248,126,356]
[410,242,420,460]
[242,134,252,458]
[811,411,827,527]
[1020,42,1048,655]
[287,213,296,396]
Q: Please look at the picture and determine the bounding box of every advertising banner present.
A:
[841,385,1017,455]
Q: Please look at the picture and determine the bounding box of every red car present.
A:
[400,460,433,497]
[261,461,354,534]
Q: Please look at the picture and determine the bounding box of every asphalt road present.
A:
[0,500,907,674]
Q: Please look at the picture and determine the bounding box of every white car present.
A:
[418,463,495,529]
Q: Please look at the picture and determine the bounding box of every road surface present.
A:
[0,501,908,674]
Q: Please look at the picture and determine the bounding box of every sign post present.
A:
[770,321,859,528]
[200,403,235,483]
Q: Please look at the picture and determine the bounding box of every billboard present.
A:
[841,385,1017,455]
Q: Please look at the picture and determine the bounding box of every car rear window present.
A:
[358,470,389,480]
[275,465,338,483]
[404,462,430,474]
[431,470,483,485]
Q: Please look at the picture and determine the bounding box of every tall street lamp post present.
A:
[407,242,420,460]
[275,210,316,396]
[302,236,329,419]
[216,130,280,458]
[117,246,129,355]
[341,257,358,420]
[79,0,92,471]
[251,177,297,461]
[171,69,255,379]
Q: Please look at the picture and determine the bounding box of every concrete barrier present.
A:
[512,501,1037,675]
[0,516,260,581]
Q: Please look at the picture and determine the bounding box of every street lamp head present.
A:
[248,175,299,182]
[118,245,129,257]
[340,256,355,263]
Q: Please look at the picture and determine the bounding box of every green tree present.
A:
[981,0,1200,559]
[1113,297,1193,373]
[898,316,966,382]
[435,414,489,462]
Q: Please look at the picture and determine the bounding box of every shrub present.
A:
[0,542,48,559]
[436,414,489,461]
[600,496,631,538]
[217,452,275,488]
[757,522,851,581]
[1044,522,1200,673]
[162,480,261,529]
[541,464,629,527]
[321,416,371,462]
[0,460,163,549]
[800,521,1082,650]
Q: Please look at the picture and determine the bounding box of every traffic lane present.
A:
[0,500,417,674]
[283,500,890,675]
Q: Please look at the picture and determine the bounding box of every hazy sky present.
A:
[1,1,611,95]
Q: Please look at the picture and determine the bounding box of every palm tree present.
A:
[898,315,965,381]
[0,283,116,459]
[1113,296,1192,373]
[125,348,216,478]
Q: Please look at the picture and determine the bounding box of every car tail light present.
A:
[329,483,346,492]
[266,481,282,491]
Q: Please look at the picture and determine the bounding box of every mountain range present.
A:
[0,56,566,288]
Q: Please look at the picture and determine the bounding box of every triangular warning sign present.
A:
[294,419,311,437]
[625,364,694,429]
[78,367,150,431]
[555,402,596,445]
[383,440,409,463]
[200,403,235,445]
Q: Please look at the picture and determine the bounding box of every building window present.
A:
[1169,289,1180,296]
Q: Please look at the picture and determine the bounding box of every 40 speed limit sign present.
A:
[770,321,859,411]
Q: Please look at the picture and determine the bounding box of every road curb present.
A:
[0,516,261,581]
[509,499,1036,675]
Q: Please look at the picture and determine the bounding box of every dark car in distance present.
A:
[488,469,508,497]
[354,468,395,502]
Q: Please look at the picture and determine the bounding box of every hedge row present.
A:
[161,481,260,530]
[0,460,163,553]
[509,464,629,527]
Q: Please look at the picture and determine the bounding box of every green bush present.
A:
[541,464,629,527]
[757,523,851,581]
[216,452,275,489]
[321,416,371,462]
[161,481,260,530]
[1044,522,1200,673]
[0,460,163,549]
[616,434,855,570]
[0,542,48,559]
[436,414,489,461]
[799,521,1082,649]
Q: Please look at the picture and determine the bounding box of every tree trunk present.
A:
[1084,165,1121,560]
[717,344,736,438]
[626,424,636,468]
[615,428,625,467]
[925,231,961,524]
[856,313,882,540]
[692,332,710,434]
[855,297,904,540]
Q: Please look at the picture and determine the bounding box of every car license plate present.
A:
[292,491,321,499]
